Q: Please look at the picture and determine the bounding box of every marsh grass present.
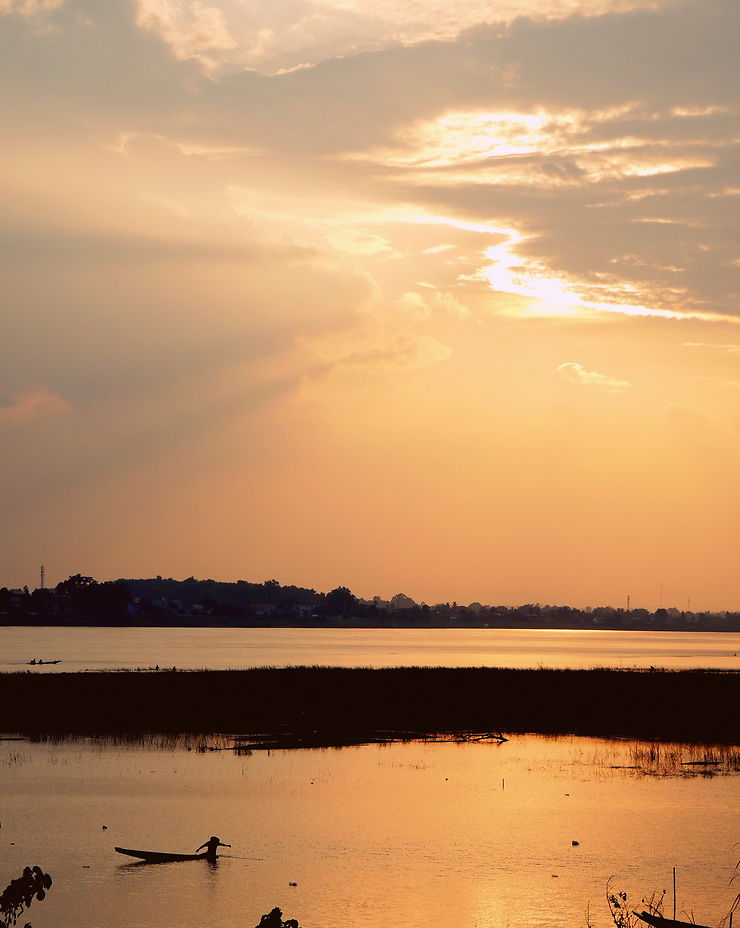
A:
[584,879,666,928]
[0,666,736,743]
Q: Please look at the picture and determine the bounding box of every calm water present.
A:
[1,735,737,928]
[2,626,739,672]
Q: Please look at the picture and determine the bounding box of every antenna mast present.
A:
[40,564,45,590]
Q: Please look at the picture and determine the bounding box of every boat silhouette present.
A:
[115,847,210,863]
[635,912,710,928]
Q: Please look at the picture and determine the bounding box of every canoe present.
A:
[115,846,210,863]
[634,912,711,928]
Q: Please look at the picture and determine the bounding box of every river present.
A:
[1,734,737,928]
[2,626,739,672]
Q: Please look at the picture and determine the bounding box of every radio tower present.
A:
[40,565,45,590]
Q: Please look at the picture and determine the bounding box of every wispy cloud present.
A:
[557,362,631,389]
[132,0,667,76]
[0,0,63,16]
[135,0,237,73]
[664,402,710,427]
[697,376,740,388]
[684,342,740,353]
[0,387,70,426]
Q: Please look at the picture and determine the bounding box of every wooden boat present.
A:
[115,846,210,863]
[634,911,711,928]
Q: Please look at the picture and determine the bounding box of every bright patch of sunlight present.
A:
[346,111,578,169]
[342,105,719,191]
[479,230,740,323]
[625,159,714,177]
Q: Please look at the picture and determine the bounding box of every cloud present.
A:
[663,402,710,427]
[697,377,740,388]
[0,387,71,426]
[0,0,63,16]
[557,362,631,389]
[135,0,236,72]
[684,342,740,353]
[329,333,453,371]
[1,0,736,360]
[392,290,469,321]
[301,289,458,374]
[131,0,670,77]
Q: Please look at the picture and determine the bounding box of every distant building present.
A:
[249,603,276,617]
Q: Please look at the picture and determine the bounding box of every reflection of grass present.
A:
[0,666,737,743]
[19,730,740,781]
[0,750,30,767]
[591,740,740,778]
[629,741,740,776]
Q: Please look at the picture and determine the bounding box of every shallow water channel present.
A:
[1,734,737,928]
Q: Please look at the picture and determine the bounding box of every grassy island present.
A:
[1,666,737,744]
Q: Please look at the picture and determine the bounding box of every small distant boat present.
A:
[27,659,61,665]
[115,847,209,863]
[634,912,711,928]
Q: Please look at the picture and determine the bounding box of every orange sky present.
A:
[1,0,738,609]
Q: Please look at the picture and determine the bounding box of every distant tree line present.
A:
[0,575,738,632]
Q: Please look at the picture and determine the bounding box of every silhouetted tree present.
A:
[55,575,130,618]
[56,574,96,597]
[326,586,359,617]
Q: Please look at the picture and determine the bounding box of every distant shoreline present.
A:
[3,617,739,632]
[1,666,737,744]
[5,574,737,632]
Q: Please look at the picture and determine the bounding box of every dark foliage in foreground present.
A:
[0,667,737,743]
[0,866,52,928]
[254,907,299,928]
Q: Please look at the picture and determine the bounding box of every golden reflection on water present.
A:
[3,626,739,672]
[1,733,738,928]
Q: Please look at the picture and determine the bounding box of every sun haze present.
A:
[1,0,738,610]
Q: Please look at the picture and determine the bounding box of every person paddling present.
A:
[195,836,230,860]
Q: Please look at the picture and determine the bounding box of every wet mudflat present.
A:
[1,735,737,928]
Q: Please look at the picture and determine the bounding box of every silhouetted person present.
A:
[195,836,230,860]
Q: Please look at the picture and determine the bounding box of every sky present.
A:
[1,0,738,610]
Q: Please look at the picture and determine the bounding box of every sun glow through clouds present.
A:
[2,0,739,611]
[478,229,740,322]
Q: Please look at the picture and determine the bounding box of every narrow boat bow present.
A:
[634,911,711,928]
[115,846,210,863]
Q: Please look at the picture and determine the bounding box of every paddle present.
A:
[218,854,264,861]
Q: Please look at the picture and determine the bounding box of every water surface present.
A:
[0,735,736,928]
[2,626,738,672]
